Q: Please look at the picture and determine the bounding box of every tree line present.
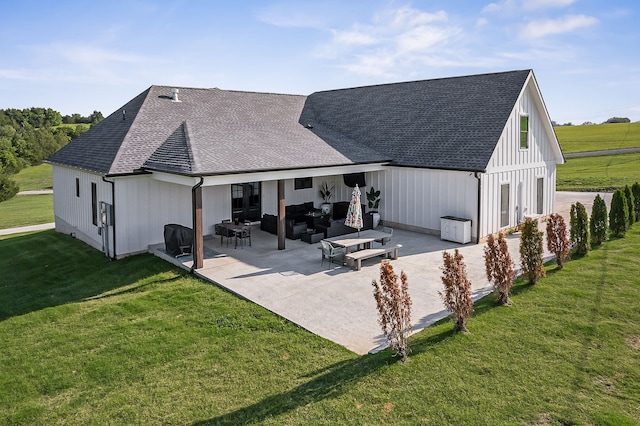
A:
[552,116,633,127]
[0,107,103,202]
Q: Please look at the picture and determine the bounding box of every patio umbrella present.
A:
[344,184,364,236]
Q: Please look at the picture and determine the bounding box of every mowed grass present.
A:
[555,122,640,153]
[556,152,640,192]
[1,230,639,425]
[0,194,53,229]
[12,163,52,191]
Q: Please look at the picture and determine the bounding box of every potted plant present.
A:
[319,181,334,215]
[366,186,381,228]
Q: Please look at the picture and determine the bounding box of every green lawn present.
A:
[0,194,53,229]
[556,152,640,192]
[1,229,639,425]
[555,122,640,154]
[12,163,52,191]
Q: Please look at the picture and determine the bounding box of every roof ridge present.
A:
[312,69,532,95]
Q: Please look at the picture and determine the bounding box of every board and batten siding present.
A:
[481,77,558,237]
[366,168,478,238]
[52,165,112,252]
[113,176,236,256]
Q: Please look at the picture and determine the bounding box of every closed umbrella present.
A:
[344,184,364,236]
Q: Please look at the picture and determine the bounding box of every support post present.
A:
[277,179,285,250]
[192,178,204,270]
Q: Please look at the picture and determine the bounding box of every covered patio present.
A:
[151,225,536,354]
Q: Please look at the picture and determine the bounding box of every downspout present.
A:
[190,177,204,273]
[102,176,116,260]
[474,172,482,244]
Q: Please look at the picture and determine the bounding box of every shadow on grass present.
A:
[195,326,457,426]
[0,230,180,321]
[192,351,395,425]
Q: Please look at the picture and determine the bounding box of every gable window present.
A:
[520,115,529,149]
[294,177,312,190]
[75,178,80,198]
[536,177,544,215]
[91,182,98,226]
[500,183,510,228]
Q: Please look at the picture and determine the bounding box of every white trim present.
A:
[151,163,388,187]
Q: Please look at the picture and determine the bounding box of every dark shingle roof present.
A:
[300,69,532,172]
[48,86,389,176]
[48,70,532,176]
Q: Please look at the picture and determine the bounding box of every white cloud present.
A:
[313,6,465,77]
[519,14,598,39]
[523,0,576,10]
[483,0,576,13]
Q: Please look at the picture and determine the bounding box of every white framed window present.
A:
[520,115,529,149]
[536,177,544,214]
[500,183,510,227]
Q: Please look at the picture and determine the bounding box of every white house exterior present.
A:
[47,70,564,266]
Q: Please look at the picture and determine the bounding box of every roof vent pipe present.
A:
[171,88,181,102]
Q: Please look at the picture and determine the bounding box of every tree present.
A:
[604,117,630,124]
[590,194,608,246]
[483,233,514,305]
[624,185,635,227]
[570,202,590,256]
[520,218,546,284]
[546,214,570,269]
[372,261,412,361]
[0,173,19,202]
[609,189,629,237]
[632,182,640,223]
[440,249,474,332]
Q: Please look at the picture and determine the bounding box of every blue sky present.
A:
[1,0,638,124]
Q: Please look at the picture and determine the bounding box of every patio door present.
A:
[231,182,261,222]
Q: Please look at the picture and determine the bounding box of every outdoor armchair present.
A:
[320,240,346,269]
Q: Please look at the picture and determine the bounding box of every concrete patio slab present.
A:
[149,192,609,355]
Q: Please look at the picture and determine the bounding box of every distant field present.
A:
[556,152,640,191]
[0,194,53,228]
[53,123,91,131]
[555,122,640,153]
[13,163,52,191]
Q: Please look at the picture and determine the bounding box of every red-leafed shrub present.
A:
[546,213,570,269]
[484,233,515,305]
[372,261,412,361]
[440,249,473,332]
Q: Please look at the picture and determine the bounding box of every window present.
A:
[500,183,510,227]
[294,177,312,190]
[75,178,80,198]
[536,177,544,215]
[91,182,98,226]
[520,115,529,149]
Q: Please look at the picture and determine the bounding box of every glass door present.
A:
[231,182,261,222]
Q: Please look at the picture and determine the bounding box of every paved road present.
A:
[564,147,640,158]
[0,222,55,236]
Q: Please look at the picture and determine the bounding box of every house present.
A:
[46,69,564,268]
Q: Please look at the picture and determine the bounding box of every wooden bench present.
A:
[345,245,400,271]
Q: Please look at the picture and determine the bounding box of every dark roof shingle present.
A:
[300,69,532,172]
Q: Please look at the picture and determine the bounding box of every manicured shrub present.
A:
[632,182,640,222]
[483,233,514,305]
[590,194,608,246]
[624,185,635,227]
[372,260,412,361]
[546,214,570,269]
[519,218,546,284]
[609,189,629,237]
[569,202,590,256]
[440,249,473,333]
